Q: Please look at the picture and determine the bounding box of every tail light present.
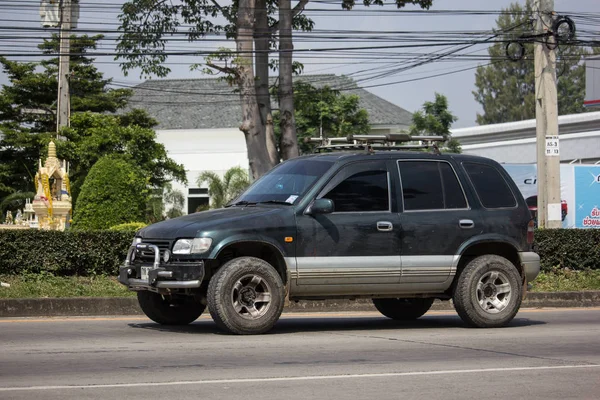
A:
[527,220,535,244]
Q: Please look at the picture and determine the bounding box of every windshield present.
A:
[232,158,334,205]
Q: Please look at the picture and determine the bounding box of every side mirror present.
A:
[308,198,334,215]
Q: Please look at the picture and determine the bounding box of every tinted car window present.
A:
[399,161,467,211]
[399,161,444,210]
[439,162,468,209]
[464,162,517,208]
[323,170,389,212]
[236,159,334,204]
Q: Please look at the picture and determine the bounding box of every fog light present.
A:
[163,249,171,263]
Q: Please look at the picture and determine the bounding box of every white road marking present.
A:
[1,364,599,392]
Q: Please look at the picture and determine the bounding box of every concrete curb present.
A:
[1,291,599,318]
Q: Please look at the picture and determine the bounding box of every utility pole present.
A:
[56,0,72,137]
[534,0,562,229]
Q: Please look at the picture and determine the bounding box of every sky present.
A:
[1,0,599,128]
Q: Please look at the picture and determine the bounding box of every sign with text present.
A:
[545,136,560,156]
[575,166,600,228]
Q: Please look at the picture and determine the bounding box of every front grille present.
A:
[136,240,171,263]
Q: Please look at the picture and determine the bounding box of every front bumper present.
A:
[519,251,541,282]
[118,243,205,292]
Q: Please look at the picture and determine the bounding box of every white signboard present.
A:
[545,136,559,156]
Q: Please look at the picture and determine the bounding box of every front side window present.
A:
[235,159,334,204]
[399,160,467,211]
[321,167,390,213]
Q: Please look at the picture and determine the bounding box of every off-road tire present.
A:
[453,255,522,328]
[137,291,206,325]
[207,256,285,335]
[372,298,434,320]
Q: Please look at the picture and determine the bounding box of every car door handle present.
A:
[459,219,475,229]
[377,221,393,232]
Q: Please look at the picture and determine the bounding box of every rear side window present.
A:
[398,161,467,211]
[463,162,517,208]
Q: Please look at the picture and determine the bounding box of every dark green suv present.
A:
[119,149,540,335]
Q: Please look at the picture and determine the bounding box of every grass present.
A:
[0,272,135,299]
[0,270,599,299]
[529,269,600,293]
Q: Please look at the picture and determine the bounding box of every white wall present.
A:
[460,131,600,164]
[156,128,250,213]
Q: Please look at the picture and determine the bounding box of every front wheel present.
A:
[137,291,206,325]
[372,298,434,320]
[207,257,285,335]
[453,255,522,328]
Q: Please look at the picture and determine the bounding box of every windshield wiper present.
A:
[257,200,294,205]
[226,200,257,207]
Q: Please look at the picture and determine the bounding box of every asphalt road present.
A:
[1,308,599,400]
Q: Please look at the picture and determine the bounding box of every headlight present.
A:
[132,237,142,246]
[172,238,212,255]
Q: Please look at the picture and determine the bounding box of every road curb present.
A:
[1,291,599,318]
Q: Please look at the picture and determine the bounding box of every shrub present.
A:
[0,228,598,278]
[0,230,135,276]
[72,155,149,230]
[109,222,147,232]
[535,229,600,272]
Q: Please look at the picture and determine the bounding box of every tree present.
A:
[57,111,186,205]
[72,155,149,230]
[274,82,370,154]
[146,183,186,222]
[0,35,186,206]
[117,1,433,178]
[0,35,131,199]
[473,0,593,124]
[197,167,250,209]
[164,187,186,219]
[409,93,460,153]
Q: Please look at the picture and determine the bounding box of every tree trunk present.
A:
[236,0,273,180]
[254,0,279,166]
[278,0,299,160]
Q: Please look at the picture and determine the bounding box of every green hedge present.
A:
[0,229,598,277]
[535,229,600,272]
[0,230,134,276]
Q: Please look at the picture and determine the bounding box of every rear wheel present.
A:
[372,298,434,320]
[453,255,522,328]
[207,257,285,335]
[137,291,205,325]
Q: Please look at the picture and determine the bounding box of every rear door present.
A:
[396,159,482,284]
[461,161,529,248]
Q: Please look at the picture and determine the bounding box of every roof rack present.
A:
[303,133,447,154]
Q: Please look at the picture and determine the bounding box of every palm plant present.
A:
[197,167,250,209]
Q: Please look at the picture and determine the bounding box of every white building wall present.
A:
[452,112,600,164]
[156,128,250,213]
[461,131,600,164]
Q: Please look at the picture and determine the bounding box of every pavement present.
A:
[1,291,600,317]
[1,308,599,399]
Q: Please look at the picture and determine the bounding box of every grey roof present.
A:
[126,74,413,131]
